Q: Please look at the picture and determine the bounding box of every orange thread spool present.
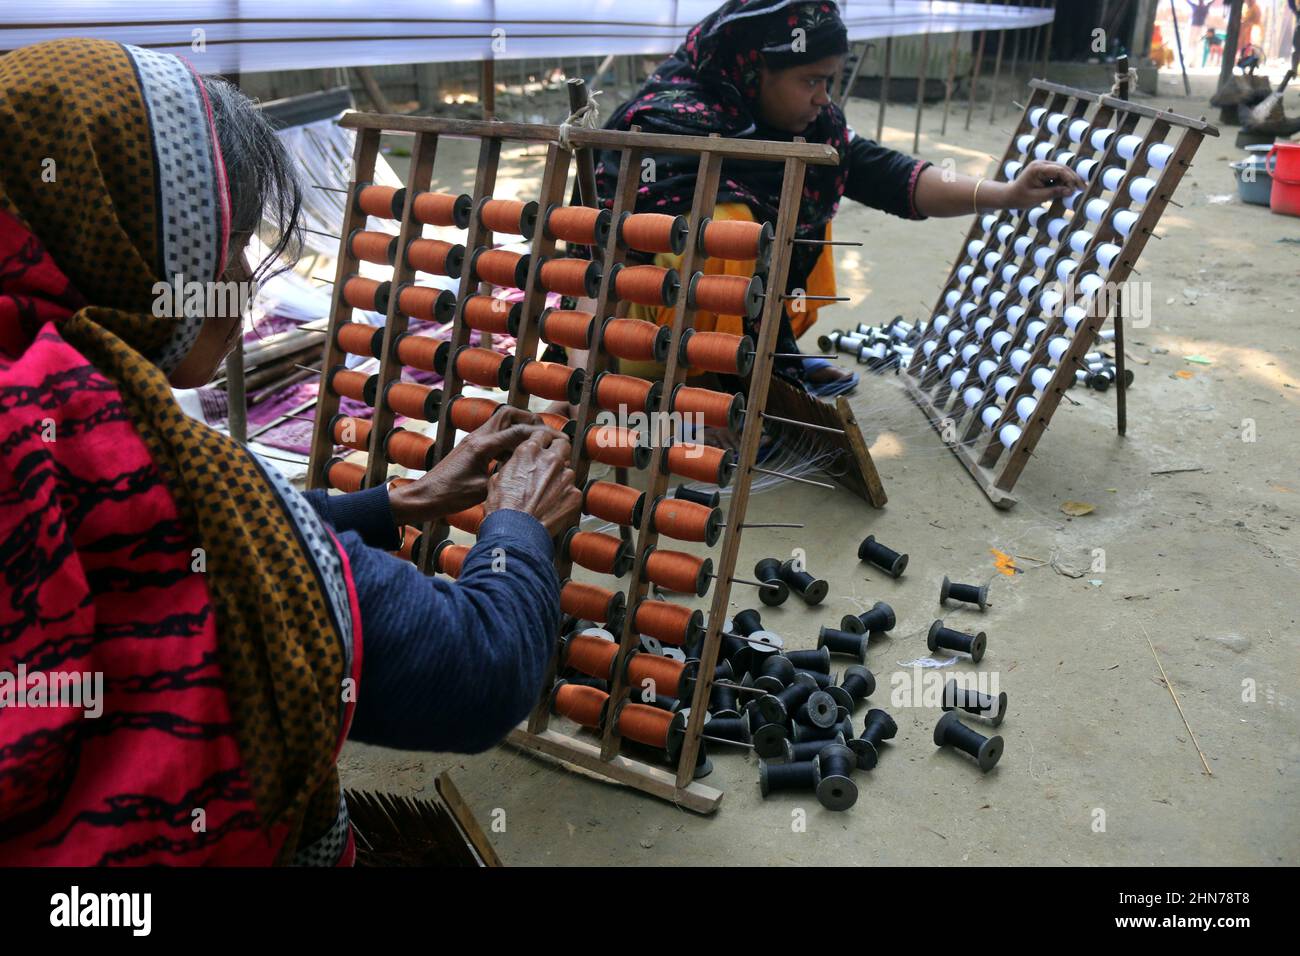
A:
[584,425,646,469]
[699,218,771,261]
[479,199,535,237]
[537,411,571,433]
[614,265,676,306]
[349,230,396,265]
[394,526,421,562]
[474,248,527,289]
[461,295,519,335]
[595,373,657,415]
[385,429,435,470]
[456,348,509,388]
[538,258,599,298]
[436,542,470,577]
[539,309,595,350]
[331,415,371,451]
[665,443,733,486]
[405,238,462,277]
[397,284,453,322]
[616,702,674,748]
[690,273,761,317]
[520,361,579,403]
[683,330,753,375]
[584,481,644,526]
[446,503,486,534]
[449,396,501,431]
[563,633,618,679]
[644,548,711,597]
[356,184,399,219]
[390,477,414,489]
[412,191,468,228]
[620,213,687,254]
[546,205,605,245]
[672,385,743,430]
[384,381,440,421]
[342,275,386,312]
[335,321,380,358]
[650,497,719,545]
[329,367,373,403]
[325,458,365,493]
[561,580,619,623]
[625,654,687,698]
[394,334,440,371]
[602,317,666,361]
[567,531,627,576]
[633,601,700,646]
[551,682,607,729]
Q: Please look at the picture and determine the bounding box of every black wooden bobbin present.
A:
[752,558,791,607]
[778,558,829,605]
[759,758,817,798]
[749,717,792,759]
[789,732,847,763]
[795,667,837,691]
[785,646,832,675]
[753,654,796,694]
[794,690,839,729]
[732,608,764,637]
[817,625,870,665]
[792,715,854,743]
[840,600,896,636]
[757,673,816,724]
[848,708,898,770]
[674,485,720,508]
[927,621,987,663]
[858,534,909,578]
[933,711,1003,772]
[812,743,859,810]
[940,575,990,611]
[701,715,752,746]
[942,679,1007,727]
[833,665,877,712]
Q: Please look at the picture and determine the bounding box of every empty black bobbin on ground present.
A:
[848,708,897,770]
[858,535,909,578]
[942,679,1007,726]
[830,665,876,714]
[756,674,817,725]
[812,743,859,810]
[752,558,790,607]
[785,646,831,675]
[731,608,764,637]
[933,711,1003,772]
[940,575,990,611]
[817,625,870,665]
[840,600,896,636]
[789,732,846,763]
[777,558,829,606]
[794,690,840,730]
[759,758,817,798]
[927,621,987,663]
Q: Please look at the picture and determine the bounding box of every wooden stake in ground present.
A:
[1142,624,1213,776]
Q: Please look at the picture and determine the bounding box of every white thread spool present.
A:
[1085,198,1110,223]
[1069,229,1095,255]
[937,352,954,371]
[981,405,1002,429]
[1033,246,1053,269]
[1006,305,1025,327]
[934,314,952,333]
[968,239,985,259]
[1016,133,1035,154]
[1096,242,1122,270]
[998,423,1022,449]
[964,386,985,409]
[989,290,1007,309]
[959,302,977,319]
[1076,158,1099,180]
[1090,127,1116,151]
[1101,166,1126,191]
[1056,258,1079,283]
[983,251,1001,271]
[1078,272,1105,299]
[975,316,994,339]
[991,330,1013,354]
[1068,118,1090,144]
[945,289,961,309]
[1033,141,1054,161]
[1005,160,1024,180]
[1047,336,1071,362]
[1015,395,1038,422]
[994,375,1017,399]
[923,340,938,357]
[1029,107,1047,128]
[1062,305,1086,332]
[1030,366,1055,391]
[1047,217,1069,240]
[1002,263,1020,283]
[1024,319,1048,344]
[981,213,998,232]
[1116,134,1143,160]
[1113,209,1139,237]
[1128,177,1157,204]
[1046,112,1068,134]
[1062,191,1083,210]
[949,369,967,390]
[1013,236,1033,257]
[1147,143,1174,170]
[979,359,998,381]
[1009,348,1031,372]
[1054,150,1076,166]
[1027,207,1047,227]
[947,329,964,348]
[861,342,888,362]
[972,276,990,295]
[1018,275,1040,297]
[996,223,1015,243]
[957,264,974,282]
[1040,288,1063,313]
[961,343,979,364]
[891,321,913,338]
[1098,329,1116,343]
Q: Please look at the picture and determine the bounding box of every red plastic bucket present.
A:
[1266,143,1300,217]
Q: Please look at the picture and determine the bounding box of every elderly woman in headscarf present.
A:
[0,39,580,865]
[593,0,1084,398]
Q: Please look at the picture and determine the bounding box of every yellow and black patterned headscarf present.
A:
[0,38,351,861]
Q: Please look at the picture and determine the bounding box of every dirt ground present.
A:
[339,69,1300,865]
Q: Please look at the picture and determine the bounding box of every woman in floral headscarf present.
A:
[595,0,1082,397]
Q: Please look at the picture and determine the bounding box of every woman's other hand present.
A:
[1002,160,1087,208]
[484,430,583,537]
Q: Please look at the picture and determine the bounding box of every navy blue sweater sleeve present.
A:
[302,485,403,551]
[843,132,930,220]
[341,509,559,752]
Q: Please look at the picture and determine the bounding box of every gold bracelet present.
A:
[973,177,985,215]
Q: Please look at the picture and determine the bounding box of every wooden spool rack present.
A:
[305,111,839,813]
[900,79,1217,509]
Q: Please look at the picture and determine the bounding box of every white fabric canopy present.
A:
[0,2,1053,74]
